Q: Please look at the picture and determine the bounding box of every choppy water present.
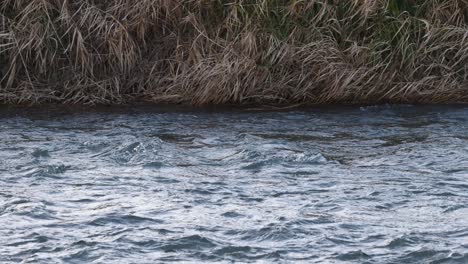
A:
[1,105,468,263]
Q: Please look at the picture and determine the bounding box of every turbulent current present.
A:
[1,105,468,263]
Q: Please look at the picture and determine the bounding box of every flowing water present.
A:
[1,105,468,263]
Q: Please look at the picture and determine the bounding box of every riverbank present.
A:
[1,1,467,105]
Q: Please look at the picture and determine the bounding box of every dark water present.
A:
[1,105,468,263]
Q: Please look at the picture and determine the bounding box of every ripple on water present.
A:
[383,235,418,249]
[22,164,71,179]
[31,149,50,158]
[159,235,218,252]
[88,214,164,227]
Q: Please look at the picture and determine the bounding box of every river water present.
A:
[1,105,468,263]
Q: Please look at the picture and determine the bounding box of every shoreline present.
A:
[1,102,467,116]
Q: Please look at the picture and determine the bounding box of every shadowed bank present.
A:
[1,0,468,105]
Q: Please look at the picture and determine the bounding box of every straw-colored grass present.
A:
[1,0,468,105]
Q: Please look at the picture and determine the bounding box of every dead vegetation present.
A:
[1,0,468,105]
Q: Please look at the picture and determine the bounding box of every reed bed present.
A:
[1,0,468,105]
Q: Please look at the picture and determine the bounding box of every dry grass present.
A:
[1,0,468,105]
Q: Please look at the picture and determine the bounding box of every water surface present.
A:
[1,105,468,263]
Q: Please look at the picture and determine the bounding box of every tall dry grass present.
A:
[1,0,468,105]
